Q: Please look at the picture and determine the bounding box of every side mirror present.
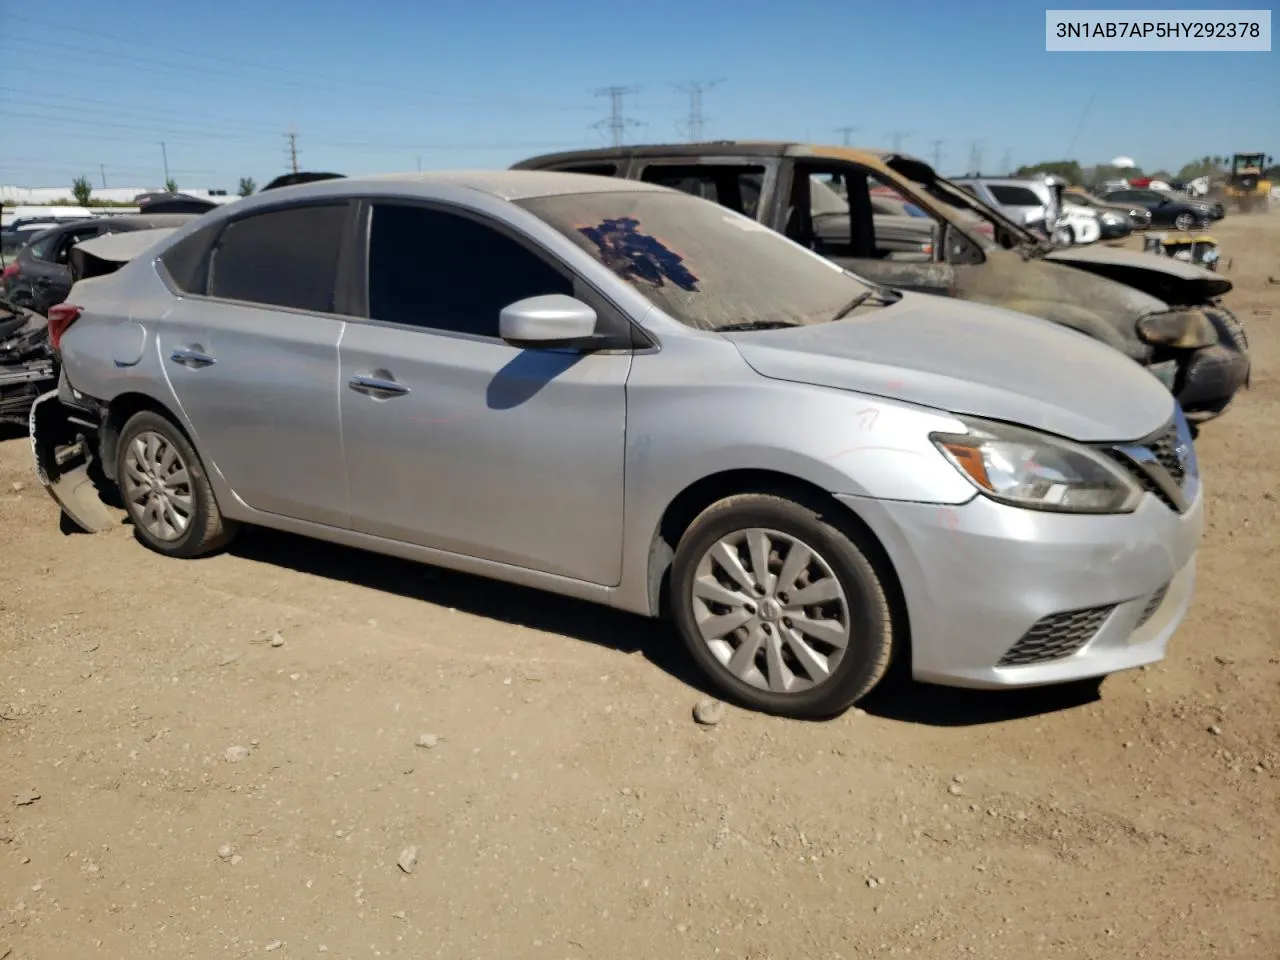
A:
[499,294,600,349]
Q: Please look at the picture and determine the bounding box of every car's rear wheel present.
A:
[116,410,237,558]
[1174,211,1197,231]
[670,493,895,719]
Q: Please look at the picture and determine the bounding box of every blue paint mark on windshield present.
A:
[578,217,699,291]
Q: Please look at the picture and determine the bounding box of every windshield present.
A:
[517,191,874,332]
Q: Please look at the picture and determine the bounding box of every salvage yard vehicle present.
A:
[0,296,54,428]
[31,171,1203,718]
[4,213,196,315]
[514,142,1251,421]
[1063,187,1153,230]
[1097,187,1223,230]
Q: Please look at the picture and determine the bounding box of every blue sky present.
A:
[1,0,1275,190]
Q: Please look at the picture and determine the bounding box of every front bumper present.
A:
[839,486,1203,689]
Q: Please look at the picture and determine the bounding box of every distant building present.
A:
[0,185,235,205]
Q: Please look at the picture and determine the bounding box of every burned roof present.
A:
[512,140,931,174]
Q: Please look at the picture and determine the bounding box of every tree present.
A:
[71,176,93,206]
[237,177,257,197]
[165,177,178,193]
[1175,158,1221,181]
[1014,160,1084,185]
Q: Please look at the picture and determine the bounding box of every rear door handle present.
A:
[349,374,410,397]
[170,346,217,367]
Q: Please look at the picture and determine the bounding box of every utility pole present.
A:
[159,141,170,183]
[673,79,721,141]
[99,163,107,188]
[930,139,944,171]
[834,125,858,146]
[591,86,642,147]
[284,131,299,175]
[1001,148,1012,174]
[416,156,422,171]
[968,139,983,176]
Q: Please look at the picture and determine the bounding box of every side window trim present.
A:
[349,197,653,351]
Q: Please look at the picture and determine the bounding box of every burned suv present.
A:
[514,142,1250,422]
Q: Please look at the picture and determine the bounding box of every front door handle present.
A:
[349,374,410,397]
[170,346,217,367]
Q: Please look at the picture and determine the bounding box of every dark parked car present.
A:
[1098,188,1223,230]
[514,141,1250,421]
[2,214,195,315]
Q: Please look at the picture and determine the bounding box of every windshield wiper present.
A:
[717,320,802,332]
[829,287,901,322]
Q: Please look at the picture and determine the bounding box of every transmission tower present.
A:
[591,86,643,146]
[834,125,859,146]
[888,131,909,152]
[1001,148,1012,174]
[284,130,299,174]
[930,139,944,171]
[968,139,983,176]
[673,79,721,141]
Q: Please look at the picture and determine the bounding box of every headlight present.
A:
[1101,212,1123,225]
[1136,309,1219,348]
[930,416,1143,514]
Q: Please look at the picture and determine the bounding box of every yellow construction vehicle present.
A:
[1223,152,1272,213]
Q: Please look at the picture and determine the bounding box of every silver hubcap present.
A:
[691,528,851,694]
[122,431,193,542]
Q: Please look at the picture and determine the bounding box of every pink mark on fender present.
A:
[885,379,905,390]
[855,407,879,430]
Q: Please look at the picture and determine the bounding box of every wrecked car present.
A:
[513,142,1250,421]
[0,229,178,430]
[29,171,1202,719]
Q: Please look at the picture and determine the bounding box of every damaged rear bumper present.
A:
[29,388,118,533]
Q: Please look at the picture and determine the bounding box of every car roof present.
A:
[258,169,671,203]
[512,141,922,174]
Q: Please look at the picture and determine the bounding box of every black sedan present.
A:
[1098,188,1222,230]
[1,213,195,315]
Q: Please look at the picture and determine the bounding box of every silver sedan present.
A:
[31,171,1203,718]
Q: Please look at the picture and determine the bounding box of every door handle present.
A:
[349,374,410,397]
[170,346,217,367]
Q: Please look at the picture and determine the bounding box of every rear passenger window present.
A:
[365,203,573,338]
[638,164,765,218]
[158,220,223,295]
[208,203,347,312]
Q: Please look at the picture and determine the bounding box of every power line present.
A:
[1,20,597,114]
[673,79,721,141]
[834,126,859,146]
[591,86,643,147]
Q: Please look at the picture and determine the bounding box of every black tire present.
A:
[115,409,237,558]
[670,492,896,719]
[1174,211,1197,231]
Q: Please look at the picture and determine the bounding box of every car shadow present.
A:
[857,656,1103,727]
[227,526,1106,728]
[227,526,715,697]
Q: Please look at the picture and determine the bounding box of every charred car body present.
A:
[513,142,1250,421]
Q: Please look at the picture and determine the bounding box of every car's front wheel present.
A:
[115,409,238,558]
[1174,211,1198,231]
[670,493,896,719]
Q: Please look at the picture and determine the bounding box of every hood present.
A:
[724,292,1173,443]
[1043,243,1231,303]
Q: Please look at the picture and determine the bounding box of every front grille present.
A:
[997,604,1115,667]
[1144,422,1186,484]
[1101,418,1188,512]
[1135,583,1170,629]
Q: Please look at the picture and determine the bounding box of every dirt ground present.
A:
[2,215,1278,960]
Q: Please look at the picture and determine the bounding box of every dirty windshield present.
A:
[517,191,873,332]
